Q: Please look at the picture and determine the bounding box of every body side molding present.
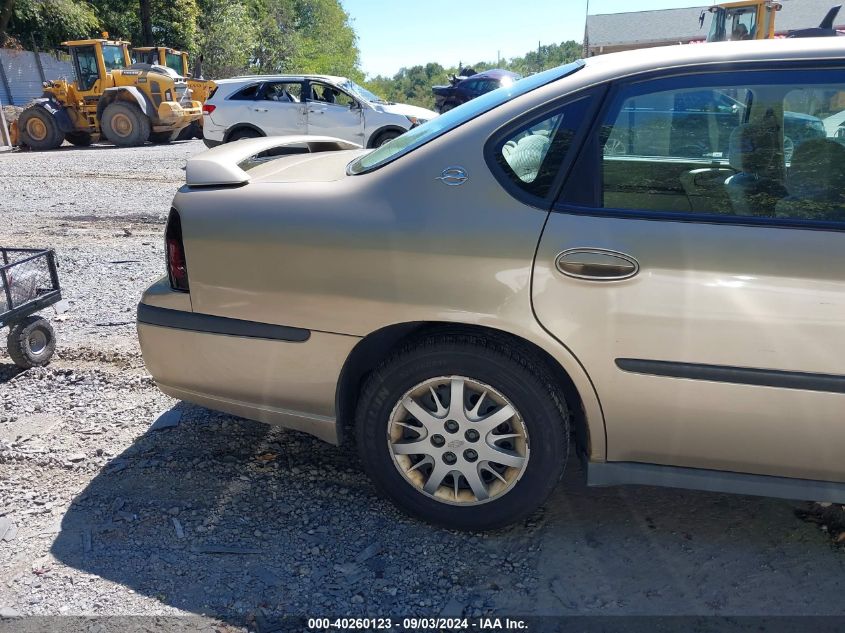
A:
[616,358,845,394]
[137,303,310,342]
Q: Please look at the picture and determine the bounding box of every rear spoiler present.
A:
[186,135,362,186]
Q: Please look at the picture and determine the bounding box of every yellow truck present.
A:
[14,37,202,149]
[703,1,842,42]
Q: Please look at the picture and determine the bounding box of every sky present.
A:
[340,0,705,78]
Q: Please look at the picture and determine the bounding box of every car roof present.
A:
[581,38,845,81]
[213,74,348,86]
[472,69,521,80]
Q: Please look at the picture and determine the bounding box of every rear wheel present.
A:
[227,128,261,142]
[7,316,56,369]
[176,121,200,141]
[65,131,93,147]
[18,107,63,150]
[374,130,400,147]
[355,332,570,531]
[102,102,150,147]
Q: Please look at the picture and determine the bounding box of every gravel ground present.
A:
[1,140,844,630]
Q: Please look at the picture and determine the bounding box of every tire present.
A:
[7,316,56,369]
[176,120,200,141]
[18,107,63,150]
[374,130,400,147]
[355,331,570,531]
[149,130,176,144]
[227,128,261,142]
[102,101,150,147]
[65,131,93,147]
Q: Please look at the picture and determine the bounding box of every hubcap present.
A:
[111,113,133,137]
[26,118,48,142]
[28,330,47,355]
[387,376,529,506]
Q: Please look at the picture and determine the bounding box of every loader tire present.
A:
[102,102,150,147]
[65,131,93,147]
[18,107,63,150]
[149,130,176,144]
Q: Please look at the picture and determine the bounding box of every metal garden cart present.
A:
[1,247,63,368]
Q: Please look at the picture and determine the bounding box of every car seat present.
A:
[775,138,845,221]
[502,133,552,183]
[724,117,787,216]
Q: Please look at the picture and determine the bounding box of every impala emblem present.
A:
[436,166,469,186]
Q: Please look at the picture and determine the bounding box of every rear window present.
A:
[347,60,585,175]
[229,84,261,100]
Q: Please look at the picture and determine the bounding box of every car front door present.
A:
[305,82,364,144]
[530,64,845,482]
[248,81,307,136]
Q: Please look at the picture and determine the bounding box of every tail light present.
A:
[202,103,216,115]
[165,209,189,292]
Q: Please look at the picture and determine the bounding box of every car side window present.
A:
[263,82,302,103]
[230,84,260,100]
[309,83,356,107]
[598,71,845,222]
[492,95,594,200]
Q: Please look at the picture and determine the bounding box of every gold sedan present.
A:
[138,38,845,530]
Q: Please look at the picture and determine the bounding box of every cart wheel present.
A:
[7,316,56,369]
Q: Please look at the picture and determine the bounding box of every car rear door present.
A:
[305,81,364,144]
[245,81,307,136]
[530,63,845,482]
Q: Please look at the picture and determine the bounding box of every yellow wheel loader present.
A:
[702,1,842,42]
[14,37,202,150]
[132,46,216,139]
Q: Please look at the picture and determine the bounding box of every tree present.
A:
[197,0,257,77]
[7,0,99,48]
[138,0,151,44]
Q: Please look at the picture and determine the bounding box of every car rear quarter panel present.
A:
[173,92,609,455]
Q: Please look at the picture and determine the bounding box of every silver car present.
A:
[201,74,437,148]
[138,38,845,530]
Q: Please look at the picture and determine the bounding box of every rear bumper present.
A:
[136,285,358,444]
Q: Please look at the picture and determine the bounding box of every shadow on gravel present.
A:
[50,402,845,627]
[0,362,25,383]
[50,403,545,627]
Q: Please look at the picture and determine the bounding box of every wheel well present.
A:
[224,124,265,142]
[366,126,405,148]
[335,322,590,457]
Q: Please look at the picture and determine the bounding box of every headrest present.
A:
[786,138,845,201]
[727,119,781,174]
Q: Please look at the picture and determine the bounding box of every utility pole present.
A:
[583,0,591,57]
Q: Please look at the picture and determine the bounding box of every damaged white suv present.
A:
[202,74,437,149]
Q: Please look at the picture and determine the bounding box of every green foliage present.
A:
[197,0,257,77]
[364,40,584,109]
[9,0,99,48]
[2,0,359,84]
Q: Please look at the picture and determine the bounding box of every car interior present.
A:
[600,83,845,221]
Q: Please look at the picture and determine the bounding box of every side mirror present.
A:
[349,100,361,110]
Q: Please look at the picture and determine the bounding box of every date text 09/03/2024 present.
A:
[307,617,529,630]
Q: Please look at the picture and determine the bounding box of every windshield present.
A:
[102,45,127,71]
[347,60,585,175]
[341,80,387,104]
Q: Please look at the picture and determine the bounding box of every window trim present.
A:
[554,59,845,230]
[483,85,607,210]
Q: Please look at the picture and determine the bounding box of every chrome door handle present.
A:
[555,248,639,281]
[308,109,324,114]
